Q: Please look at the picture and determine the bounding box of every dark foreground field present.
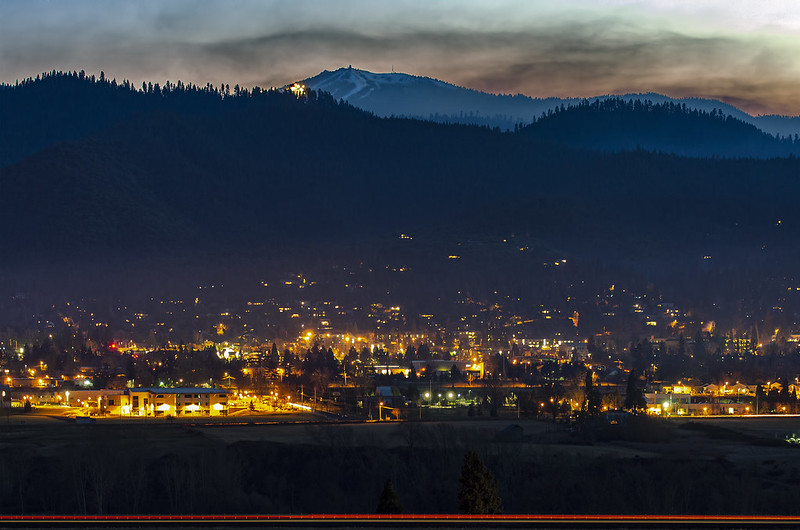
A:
[2,414,800,515]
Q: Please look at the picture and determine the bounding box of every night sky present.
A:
[2,0,799,116]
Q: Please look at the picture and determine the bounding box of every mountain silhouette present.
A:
[1,70,799,264]
[301,66,800,137]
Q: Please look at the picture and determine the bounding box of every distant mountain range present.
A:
[302,66,800,137]
[4,68,800,324]
[1,69,799,264]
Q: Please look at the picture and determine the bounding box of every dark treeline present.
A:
[3,72,800,261]
[624,335,800,385]
[419,111,522,131]
[520,98,800,158]
[2,423,800,515]
[0,68,344,168]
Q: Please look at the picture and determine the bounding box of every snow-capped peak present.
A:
[291,67,800,137]
[302,66,455,102]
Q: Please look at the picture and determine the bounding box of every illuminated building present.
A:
[65,387,229,416]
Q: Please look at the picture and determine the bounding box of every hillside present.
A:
[519,98,800,158]
[301,67,800,137]
[0,70,236,168]
[302,66,563,130]
[1,72,799,263]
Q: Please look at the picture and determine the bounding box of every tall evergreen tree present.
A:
[755,384,766,413]
[583,369,602,417]
[457,451,503,514]
[623,369,646,413]
[376,478,403,514]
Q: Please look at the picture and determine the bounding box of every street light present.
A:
[379,401,383,421]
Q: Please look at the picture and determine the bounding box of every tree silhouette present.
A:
[481,373,504,417]
[623,369,647,413]
[457,451,502,514]
[582,369,602,417]
[376,478,402,514]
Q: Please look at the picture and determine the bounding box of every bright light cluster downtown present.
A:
[4,283,800,426]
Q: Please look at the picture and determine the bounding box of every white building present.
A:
[65,387,228,417]
[131,387,229,417]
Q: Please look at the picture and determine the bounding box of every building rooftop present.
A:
[132,387,228,394]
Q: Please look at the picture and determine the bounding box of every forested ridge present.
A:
[2,71,800,263]
[520,98,800,157]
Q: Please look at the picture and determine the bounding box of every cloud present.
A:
[2,1,800,115]
[191,21,800,115]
